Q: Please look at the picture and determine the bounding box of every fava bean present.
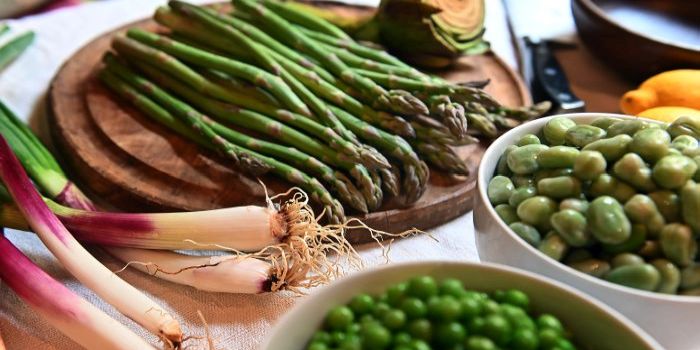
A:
[623,195,665,236]
[565,125,606,147]
[587,174,636,203]
[611,253,645,268]
[534,168,574,183]
[568,259,611,278]
[629,128,671,163]
[517,196,558,230]
[652,155,698,190]
[509,222,541,246]
[507,144,549,175]
[638,240,662,259]
[537,176,582,199]
[613,153,656,192]
[496,145,517,176]
[603,224,647,254]
[681,264,700,290]
[543,117,576,145]
[538,232,569,261]
[517,134,541,146]
[511,175,534,188]
[509,186,537,207]
[572,150,606,181]
[559,198,589,213]
[488,176,515,205]
[494,204,519,225]
[587,196,631,245]
[537,146,580,169]
[671,135,698,153]
[648,191,681,223]
[582,134,633,162]
[667,115,700,139]
[604,264,661,291]
[650,259,681,294]
[565,249,593,263]
[550,209,590,247]
[659,223,697,267]
[590,117,622,131]
[607,119,653,137]
[681,181,700,233]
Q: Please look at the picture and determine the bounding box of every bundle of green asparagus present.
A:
[100,0,550,222]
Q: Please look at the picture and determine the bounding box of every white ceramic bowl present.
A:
[475,113,700,349]
[261,261,661,350]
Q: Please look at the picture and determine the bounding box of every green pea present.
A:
[339,335,362,350]
[604,264,661,291]
[326,306,354,331]
[487,176,515,205]
[550,209,590,247]
[427,296,462,322]
[537,314,564,334]
[408,319,432,341]
[381,309,406,330]
[652,155,698,189]
[534,168,574,183]
[537,176,582,199]
[565,125,607,147]
[517,133,541,146]
[459,296,482,321]
[517,196,558,230]
[667,115,700,139]
[464,336,497,350]
[587,196,632,244]
[573,150,606,181]
[392,332,412,346]
[607,119,653,137]
[554,338,577,350]
[630,127,671,163]
[671,135,699,153]
[409,339,431,350]
[510,328,539,350]
[435,322,466,347]
[582,134,633,162]
[559,198,589,213]
[439,278,465,297]
[613,153,656,192]
[648,191,681,223]
[496,145,517,176]
[650,259,681,294]
[611,253,645,268]
[349,294,375,315]
[511,175,535,188]
[638,240,662,259]
[538,232,569,261]
[330,331,346,345]
[681,264,700,289]
[312,331,331,344]
[400,298,427,320]
[507,144,549,175]
[537,146,580,169]
[509,222,541,246]
[373,303,391,319]
[587,174,636,203]
[568,259,611,278]
[659,223,697,267]
[482,314,512,345]
[361,324,391,349]
[543,117,576,145]
[499,304,535,330]
[681,181,700,233]
[386,283,407,306]
[509,186,537,208]
[307,342,328,350]
[502,289,529,310]
[591,117,623,131]
[407,276,438,299]
[538,329,561,349]
[602,224,647,254]
[623,194,666,236]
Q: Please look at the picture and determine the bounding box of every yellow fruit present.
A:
[620,69,700,115]
[637,106,700,123]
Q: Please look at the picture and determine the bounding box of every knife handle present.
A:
[527,38,585,112]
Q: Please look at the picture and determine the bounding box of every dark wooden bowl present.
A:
[572,0,700,81]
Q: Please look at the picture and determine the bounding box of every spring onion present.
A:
[0,230,155,349]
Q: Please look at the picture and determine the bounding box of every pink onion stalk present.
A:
[0,136,183,346]
[0,232,155,349]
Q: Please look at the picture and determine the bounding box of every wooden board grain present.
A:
[48,3,530,244]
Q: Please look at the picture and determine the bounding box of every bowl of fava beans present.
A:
[475,113,700,349]
[261,261,660,350]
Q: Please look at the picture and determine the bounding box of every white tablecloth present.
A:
[0,1,516,348]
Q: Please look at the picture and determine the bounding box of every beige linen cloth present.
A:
[0,0,515,348]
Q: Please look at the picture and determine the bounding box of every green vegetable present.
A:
[0,31,34,71]
[613,153,656,192]
[582,134,632,162]
[650,259,681,294]
[516,196,557,229]
[517,134,541,146]
[509,222,541,246]
[507,144,549,175]
[508,186,537,208]
[629,127,670,163]
[538,232,569,261]
[604,264,661,291]
[667,115,700,139]
[588,174,636,203]
[537,146,579,169]
[559,198,589,213]
[543,117,576,145]
[652,155,698,190]
[537,176,582,199]
[550,209,590,247]
[572,150,606,181]
[587,196,631,245]
[659,223,697,267]
[607,119,654,137]
[681,181,700,233]
[568,259,611,278]
[494,204,518,225]
[565,125,606,147]
[611,253,645,268]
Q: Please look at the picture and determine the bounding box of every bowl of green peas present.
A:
[260,261,660,350]
[474,113,700,349]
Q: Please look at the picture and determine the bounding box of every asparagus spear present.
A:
[260,0,352,40]
[100,67,345,222]
[233,0,428,116]
[111,35,364,163]
[413,141,469,176]
[124,29,314,118]
[425,95,468,138]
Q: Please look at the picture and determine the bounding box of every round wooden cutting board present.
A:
[48,3,530,243]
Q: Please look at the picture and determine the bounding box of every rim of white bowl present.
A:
[261,260,663,349]
[477,112,700,302]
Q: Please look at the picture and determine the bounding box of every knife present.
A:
[502,0,585,114]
